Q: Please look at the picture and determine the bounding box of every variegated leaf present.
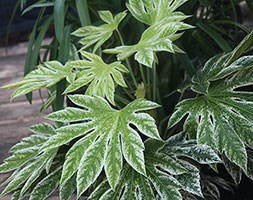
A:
[105,1,192,67]
[30,168,61,200]
[72,10,127,52]
[90,138,213,200]
[165,132,221,164]
[0,124,58,197]
[168,55,253,172]
[222,154,242,185]
[60,174,76,200]
[0,124,56,173]
[127,0,189,25]
[1,150,56,195]
[41,95,160,196]
[2,61,74,100]
[64,51,128,105]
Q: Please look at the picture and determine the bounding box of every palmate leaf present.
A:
[105,13,192,67]
[40,95,161,197]
[90,134,220,200]
[168,54,253,172]
[127,0,188,25]
[72,10,127,53]
[0,124,58,197]
[3,61,74,100]
[64,51,128,105]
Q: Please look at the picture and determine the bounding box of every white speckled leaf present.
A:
[90,138,213,199]
[165,132,221,164]
[0,124,56,174]
[42,95,160,196]
[127,0,189,25]
[3,61,74,100]
[64,51,128,105]
[30,168,61,200]
[168,55,253,172]
[77,134,107,198]
[72,10,126,52]
[60,174,76,200]
[105,0,192,67]
[1,150,56,195]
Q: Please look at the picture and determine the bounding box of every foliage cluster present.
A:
[1,0,253,199]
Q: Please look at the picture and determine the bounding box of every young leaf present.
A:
[104,14,192,67]
[72,10,127,52]
[127,0,189,25]
[168,55,253,172]
[41,95,161,196]
[3,61,74,100]
[64,51,128,105]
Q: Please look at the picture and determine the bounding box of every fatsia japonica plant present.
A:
[1,0,253,199]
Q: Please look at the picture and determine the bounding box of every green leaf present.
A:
[54,0,65,42]
[225,30,253,66]
[197,23,232,52]
[22,1,54,15]
[168,54,253,172]
[105,132,122,189]
[60,174,76,200]
[29,123,56,136]
[127,0,189,25]
[0,124,58,197]
[0,124,56,173]
[1,150,55,195]
[72,10,127,52]
[222,154,242,185]
[64,51,128,105]
[30,167,61,200]
[60,134,97,185]
[0,148,40,173]
[104,13,192,67]
[3,61,74,100]
[175,161,203,197]
[192,54,253,94]
[75,0,91,27]
[77,134,107,198]
[90,138,209,199]
[42,95,161,196]
[165,132,222,164]
[246,149,253,180]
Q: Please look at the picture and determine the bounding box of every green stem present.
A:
[115,94,131,105]
[139,63,147,86]
[116,29,138,88]
[125,78,134,92]
[152,63,157,101]
[123,88,135,100]
[147,67,151,99]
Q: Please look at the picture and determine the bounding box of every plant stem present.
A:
[147,67,151,99]
[115,94,131,105]
[139,63,147,87]
[152,63,157,101]
[123,87,135,100]
[116,29,138,88]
